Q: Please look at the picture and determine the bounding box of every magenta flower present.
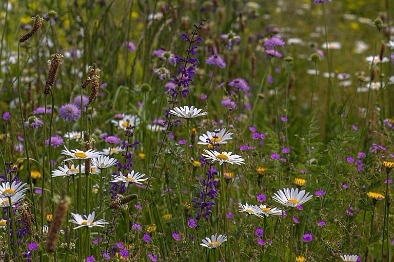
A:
[45,136,64,147]
[172,232,181,241]
[206,55,226,68]
[228,78,249,91]
[303,233,313,242]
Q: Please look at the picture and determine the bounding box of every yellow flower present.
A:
[192,160,201,167]
[256,166,266,175]
[296,256,306,262]
[139,153,146,160]
[20,16,33,24]
[383,160,394,169]
[183,202,191,209]
[294,178,306,186]
[46,214,53,222]
[163,213,172,220]
[224,172,234,180]
[31,170,42,179]
[146,224,157,232]
[367,192,385,200]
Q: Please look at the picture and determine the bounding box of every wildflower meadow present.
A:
[1,0,394,261]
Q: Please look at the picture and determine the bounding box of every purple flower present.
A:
[92,238,102,244]
[226,212,234,219]
[264,36,285,48]
[257,193,266,202]
[148,254,157,262]
[249,126,257,132]
[346,157,355,163]
[342,183,349,189]
[124,41,136,52]
[228,78,249,91]
[257,238,266,245]
[25,116,44,128]
[172,232,181,241]
[143,233,151,243]
[297,205,303,210]
[2,112,10,120]
[103,253,110,260]
[221,98,237,110]
[206,55,226,68]
[132,224,142,231]
[357,152,366,158]
[86,256,95,262]
[293,216,300,224]
[265,49,282,58]
[119,249,129,259]
[45,136,64,147]
[59,103,81,121]
[33,106,52,115]
[201,94,207,100]
[282,147,290,154]
[255,228,264,237]
[116,242,124,249]
[28,242,39,251]
[315,189,326,196]
[303,233,313,242]
[271,153,280,160]
[318,220,326,227]
[280,116,288,122]
[178,139,187,145]
[105,135,121,144]
[73,95,89,109]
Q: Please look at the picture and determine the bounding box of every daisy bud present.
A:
[19,15,44,43]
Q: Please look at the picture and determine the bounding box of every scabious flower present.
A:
[255,228,264,237]
[25,116,44,128]
[200,234,227,249]
[318,220,326,227]
[58,103,81,121]
[172,232,181,241]
[257,193,266,202]
[33,106,52,115]
[169,106,207,119]
[228,78,249,91]
[69,211,108,229]
[104,135,121,144]
[202,150,245,165]
[206,55,226,68]
[264,36,285,48]
[2,112,10,120]
[303,233,313,242]
[45,136,64,147]
[28,242,39,251]
[148,253,157,262]
[73,95,89,109]
[221,97,237,110]
[143,233,151,243]
[273,188,313,207]
[153,67,170,80]
[315,189,326,196]
[188,218,197,228]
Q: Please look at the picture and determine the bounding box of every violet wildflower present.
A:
[313,0,331,3]
[124,41,136,52]
[257,238,266,245]
[148,254,158,262]
[105,135,121,144]
[132,223,142,231]
[315,189,326,196]
[119,249,129,259]
[25,116,43,128]
[265,49,283,58]
[59,103,81,121]
[33,106,52,115]
[2,112,10,120]
[103,253,110,260]
[226,212,234,219]
[303,233,313,242]
[293,216,300,224]
[257,193,266,202]
[264,36,285,48]
[172,232,181,241]
[318,220,326,227]
[346,157,354,163]
[255,228,264,237]
[143,233,151,243]
[45,136,64,147]
[228,78,249,91]
[271,153,280,159]
[281,116,288,122]
[221,97,237,110]
[28,242,39,251]
[188,218,197,228]
[206,55,226,68]
[282,147,290,154]
[73,95,89,108]
[86,256,95,262]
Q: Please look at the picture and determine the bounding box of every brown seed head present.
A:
[19,15,44,43]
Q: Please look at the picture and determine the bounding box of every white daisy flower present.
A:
[111,171,148,187]
[111,114,140,131]
[238,203,262,217]
[386,40,394,49]
[200,234,227,249]
[102,146,125,155]
[340,254,359,261]
[69,211,108,229]
[147,124,166,132]
[169,106,208,119]
[0,192,25,207]
[64,131,83,140]
[61,147,102,161]
[273,188,313,207]
[198,128,233,145]
[365,55,389,64]
[259,205,283,216]
[322,42,342,49]
[202,150,245,165]
[0,181,28,197]
[92,156,118,169]
[52,164,80,177]
[80,164,100,175]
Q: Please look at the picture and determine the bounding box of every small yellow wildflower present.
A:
[139,153,146,160]
[296,256,306,262]
[367,192,385,200]
[31,170,42,179]
[256,166,266,175]
[183,202,191,209]
[46,214,53,222]
[146,224,157,233]
[192,160,201,167]
[383,160,394,169]
[294,178,306,187]
[224,172,234,180]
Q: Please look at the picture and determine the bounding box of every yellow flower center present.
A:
[70,167,77,172]
[125,177,135,182]
[216,154,229,160]
[208,241,219,248]
[262,207,271,213]
[121,121,130,128]
[73,134,81,138]
[210,136,222,143]
[81,220,92,225]
[207,144,214,149]
[288,198,299,205]
[2,189,15,195]
[0,220,6,226]
[74,152,87,158]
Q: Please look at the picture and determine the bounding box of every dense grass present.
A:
[0,0,393,261]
